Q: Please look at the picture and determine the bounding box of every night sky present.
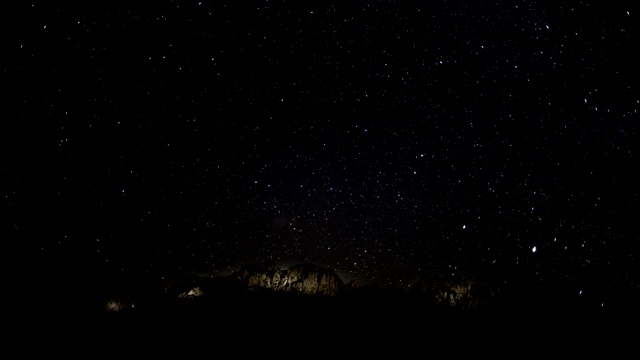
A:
[8,1,639,307]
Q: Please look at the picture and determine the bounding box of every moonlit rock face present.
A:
[178,287,204,299]
[408,273,498,310]
[104,299,130,312]
[187,287,204,297]
[235,261,344,296]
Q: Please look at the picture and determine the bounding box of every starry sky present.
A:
[8,1,639,302]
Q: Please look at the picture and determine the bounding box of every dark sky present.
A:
[8,1,639,302]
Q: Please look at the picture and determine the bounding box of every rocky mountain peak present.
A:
[232,261,344,296]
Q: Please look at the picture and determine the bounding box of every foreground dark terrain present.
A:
[18,261,636,349]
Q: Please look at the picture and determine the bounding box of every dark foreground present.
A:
[15,290,635,354]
